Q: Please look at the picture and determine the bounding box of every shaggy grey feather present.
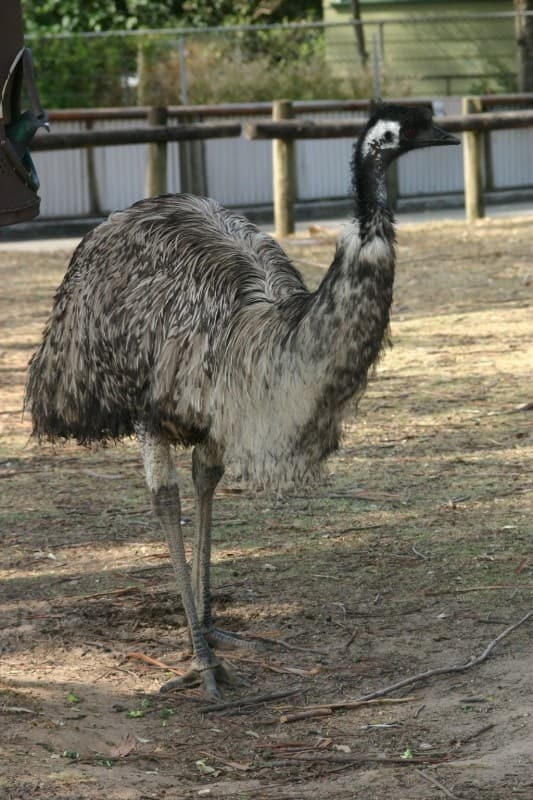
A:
[26,104,459,494]
[26,191,391,488]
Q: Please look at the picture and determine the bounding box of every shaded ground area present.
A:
[0,216,532,799]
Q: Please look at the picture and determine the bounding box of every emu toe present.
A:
[205,626,271,652]
[159,653,241,700]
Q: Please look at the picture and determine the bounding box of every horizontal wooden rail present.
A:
[245,109,533,141]
[30,122,242,151]
[45,96,533,125]
[478,93,533,107]
[46,98,435,123]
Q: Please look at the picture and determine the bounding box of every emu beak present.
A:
[413,124,460,149]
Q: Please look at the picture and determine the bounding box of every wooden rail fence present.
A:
[29,95,533,231]
[245,102,533,233]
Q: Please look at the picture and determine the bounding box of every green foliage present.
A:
[23,1,183,34]
[23,1,327,108]
[62,750,80,759]
[467,58,518,95]
[23,1,322,34]
[30,34,138,108]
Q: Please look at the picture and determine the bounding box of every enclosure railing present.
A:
[33,99,431,207]
[29,95,533,229]
[244,99,533,232]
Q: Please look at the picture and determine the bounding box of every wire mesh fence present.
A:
[26,12,530,109]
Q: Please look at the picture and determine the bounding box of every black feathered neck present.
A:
[350,102,433,236]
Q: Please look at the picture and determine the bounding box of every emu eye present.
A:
[383,130,394,143]
[403,127,417,139]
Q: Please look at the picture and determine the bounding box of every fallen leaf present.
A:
[195,759,219,776]
[513,401,533,412]
[514,557,528,575]
[109,733,138,759]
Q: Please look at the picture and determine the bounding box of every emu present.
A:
[26,103,459,699]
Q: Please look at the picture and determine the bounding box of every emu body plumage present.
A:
[26,194,390,489]
[26,103,459,698]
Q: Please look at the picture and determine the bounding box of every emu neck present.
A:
[295,149,396,408]
[352,152,394,240]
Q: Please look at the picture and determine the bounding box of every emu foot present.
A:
[159,653,241,700]
[205,626,273,652]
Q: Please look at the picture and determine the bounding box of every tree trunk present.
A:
[515,0,533,92]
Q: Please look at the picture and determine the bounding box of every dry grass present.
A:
[0,216,531,800]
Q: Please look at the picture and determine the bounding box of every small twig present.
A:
[227,656,318,677]
[425,585,532,596]
[1,705,37,714]
[280,697,415,723]
[341,629,358,651]
[98,665,139,681]
[415,768,458,799]
[260,752,452,769]
[200,687,304,714]
[459,722,495,745]
[333,523,386,535]
[412,545,430,560]
[54,586,143,603]
[312,573,340,581]
[279,708,333,724]
[242,633,326,655]
[126,652,183,676]
[198,750,252,771]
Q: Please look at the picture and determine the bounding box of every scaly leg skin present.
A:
[191,444,269,653]
[137,430,234,699]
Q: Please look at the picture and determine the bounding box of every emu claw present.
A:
[159,656,240,700]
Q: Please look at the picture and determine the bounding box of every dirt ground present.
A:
[0,215,532,800]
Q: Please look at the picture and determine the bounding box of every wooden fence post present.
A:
[145,106,168,197]
[85,119,102,215]
[273,99,296,238]
[462,96,485,222]
[178,113,207,196]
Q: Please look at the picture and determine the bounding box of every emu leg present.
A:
[191,444,223,629]
[191,444,268,653]
[137,431,232,699]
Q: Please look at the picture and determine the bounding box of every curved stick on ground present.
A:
[288,609,532,717]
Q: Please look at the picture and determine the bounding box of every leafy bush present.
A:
[137,31,410,105]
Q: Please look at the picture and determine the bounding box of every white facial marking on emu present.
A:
[362,120,401,159]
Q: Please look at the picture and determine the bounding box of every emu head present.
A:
[360,102,460,165]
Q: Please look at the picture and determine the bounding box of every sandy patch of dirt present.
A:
[0,216,531,799]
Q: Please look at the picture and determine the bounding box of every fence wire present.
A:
[26,12,531,109]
